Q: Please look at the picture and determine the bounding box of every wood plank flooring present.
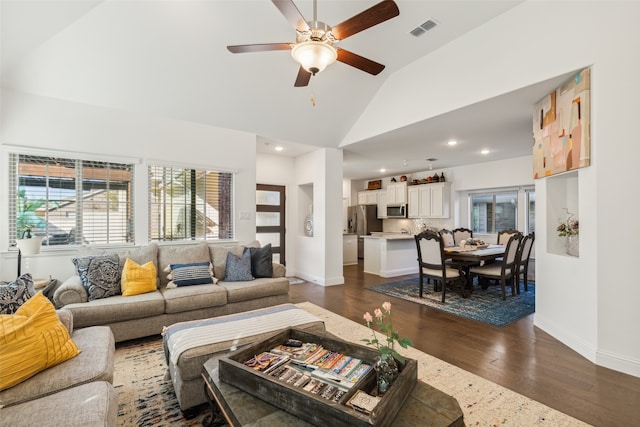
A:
[288,262,640,427]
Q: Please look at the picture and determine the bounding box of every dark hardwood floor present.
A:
[288,261,640,427]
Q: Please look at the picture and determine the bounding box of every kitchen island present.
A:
[363,233,419,278]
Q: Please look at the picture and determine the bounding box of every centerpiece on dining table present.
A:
[459,238,488,249]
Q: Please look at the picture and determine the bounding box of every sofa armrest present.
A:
[272,263,286,278]
[56,309,74,335]
[53,276,88,306]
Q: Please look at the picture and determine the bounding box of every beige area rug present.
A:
[297,302,589,427]
[114,302,590,426]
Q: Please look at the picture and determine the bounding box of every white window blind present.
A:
[148,165,234,241]
[9,153,135,247]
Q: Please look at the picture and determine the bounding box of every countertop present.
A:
[364,232,414,240]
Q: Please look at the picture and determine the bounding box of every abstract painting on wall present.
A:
[533,68,590,178]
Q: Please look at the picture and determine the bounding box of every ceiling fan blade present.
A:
[227,43,292,53]
[294,66,312,87]
[272,0,310,33]
[331,0,399,40]
[337,49,385,75]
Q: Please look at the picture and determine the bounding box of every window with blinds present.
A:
[470,190,518,234]
[148,165,234,241]
[9,154,134,247]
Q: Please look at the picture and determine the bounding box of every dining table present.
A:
[443,244,506,294]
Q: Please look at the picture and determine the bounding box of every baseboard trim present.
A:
[534,313,597,362]
[596,349,640,378]
[293,272,344,287]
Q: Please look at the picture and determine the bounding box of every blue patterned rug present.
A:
[368,278,535,327]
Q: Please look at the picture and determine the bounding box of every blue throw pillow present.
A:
[0,274,36,314]
[169,261,214,286]
[225,248,254,282]
[72,254,121,301]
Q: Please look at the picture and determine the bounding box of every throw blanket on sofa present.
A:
[162,304,323,365]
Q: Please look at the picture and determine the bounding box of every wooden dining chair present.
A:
[415,230,466,302]
[515,232,535,293]
[452,227,473,246]
[497,229,520,245]
[439,229,455,247]
[469,233,522,300]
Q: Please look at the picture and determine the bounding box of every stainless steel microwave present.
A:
[386,205,407,218]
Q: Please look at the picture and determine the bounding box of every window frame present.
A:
[6,148,137,250]
[468,188,519,234]
[147,163,236,242]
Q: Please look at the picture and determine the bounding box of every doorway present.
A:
[256,184,286,265]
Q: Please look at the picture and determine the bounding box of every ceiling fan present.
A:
[227,0,400,87]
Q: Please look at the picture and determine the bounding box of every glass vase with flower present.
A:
[362,302,413,395]
[557,208,579,256]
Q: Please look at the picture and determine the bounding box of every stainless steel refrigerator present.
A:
[347,205,383,258]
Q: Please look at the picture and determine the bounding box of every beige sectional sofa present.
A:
[53,241,289,342]
[0,310,117,426]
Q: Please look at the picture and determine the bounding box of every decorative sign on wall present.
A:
[533,68,590,178]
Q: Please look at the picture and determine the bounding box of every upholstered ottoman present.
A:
[162,303,325,415]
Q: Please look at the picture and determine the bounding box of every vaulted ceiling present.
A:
[1,1,572,179]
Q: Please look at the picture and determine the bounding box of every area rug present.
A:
[368,278,535,327]
[114,302,587,427]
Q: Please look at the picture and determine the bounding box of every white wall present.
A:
[0,88,258,281]
[344,1,640,376]
[293,148,344,286]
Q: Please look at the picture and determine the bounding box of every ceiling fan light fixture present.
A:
[291,40,337,75]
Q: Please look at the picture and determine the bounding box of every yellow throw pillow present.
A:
[0,292,81,391]
[121,258,157,296]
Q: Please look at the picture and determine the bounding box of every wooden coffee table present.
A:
[201,355,464,427]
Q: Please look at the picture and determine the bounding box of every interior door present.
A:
[256,184,285,265]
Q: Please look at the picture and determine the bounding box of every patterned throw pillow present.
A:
[0,274,36,314]
[225,248,254,282]
[72,254,121,301]
[166,261,214,288]
[249,244,273,278]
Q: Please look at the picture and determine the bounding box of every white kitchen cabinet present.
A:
[407,182,450,218]
[357,190,379,205]
[386,182,407,205]
[377,190,387,218]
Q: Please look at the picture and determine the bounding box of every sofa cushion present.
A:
[0,381,118,427]
[219,277,289,304]
[0,325,114,408]
[160,284,227,314]
[72,253,121,301]
[62,292,165,328]
[249,244,273,278]
[167,261,214,287]
[0,292,80,391]
[158,242,211,288]
[0,274,36,314]
[224,248,253,282]
[121,258,157,296]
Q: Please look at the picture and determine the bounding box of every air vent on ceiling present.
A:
[410,19,438,37]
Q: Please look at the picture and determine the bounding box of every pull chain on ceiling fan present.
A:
[227,0,400,87]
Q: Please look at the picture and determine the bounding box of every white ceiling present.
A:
[1,0,574,179]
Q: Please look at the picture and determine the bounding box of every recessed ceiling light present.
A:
[275,145,284,151]
[402,160,408,166]
[380,168,386,173]
[481,149,490,155]
[447,140,457,146]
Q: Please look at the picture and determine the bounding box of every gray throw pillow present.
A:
[224,248,254,282]
[0,274,36,314]
[72,253,121,301]
[249,244,273,278]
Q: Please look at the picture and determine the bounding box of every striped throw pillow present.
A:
[167,261,214,287]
